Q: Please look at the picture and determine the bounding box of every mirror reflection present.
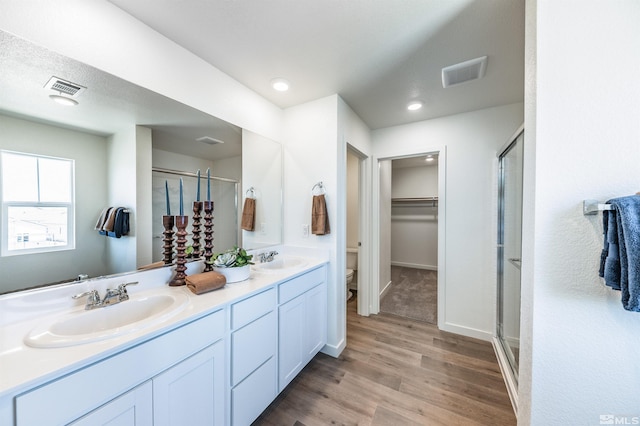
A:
[0,30,282,295]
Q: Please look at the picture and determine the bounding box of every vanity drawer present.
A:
[230,288,275,329]
[231,310,276,386]
[278,266,326,304]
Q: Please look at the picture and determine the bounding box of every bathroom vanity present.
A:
[0,252,327,426]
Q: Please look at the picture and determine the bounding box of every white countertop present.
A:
[0,249,327,399]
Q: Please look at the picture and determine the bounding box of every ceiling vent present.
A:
[197,136,225,145]
[442,56,488,88]
[44,76,86,97]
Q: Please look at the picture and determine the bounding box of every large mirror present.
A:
[0,30,282,294]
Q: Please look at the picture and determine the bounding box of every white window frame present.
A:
[1,151,75,257]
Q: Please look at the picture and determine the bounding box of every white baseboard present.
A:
[439,322,493,342]
[390,261,437,271]
[321,338,345,358]
[379,280,392,299]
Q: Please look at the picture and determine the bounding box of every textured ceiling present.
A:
[109,0,525,129]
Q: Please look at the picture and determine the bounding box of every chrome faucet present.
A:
[258,250,279,263]
[72,281,138,310]
[72,290,101,310]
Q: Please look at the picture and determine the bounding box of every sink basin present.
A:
[24,292,189,348]
[252,256,308,273]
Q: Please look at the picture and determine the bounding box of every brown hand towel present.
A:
[241,197,256,231]
[311,194,330,235]
[186,271,227,295]
[102,207,118,232]
[137,261,165,271]
[94,207,112,230]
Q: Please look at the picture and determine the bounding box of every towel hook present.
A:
[246,187,256,198]
[312,181,325,195]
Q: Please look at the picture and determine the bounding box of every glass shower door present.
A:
[497,130,523,383]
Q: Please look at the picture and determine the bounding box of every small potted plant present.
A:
[209,246,253,283]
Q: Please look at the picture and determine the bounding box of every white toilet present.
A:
[346,248,358,300]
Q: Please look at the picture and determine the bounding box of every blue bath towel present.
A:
[600,210,621,290]
[600,195,640,311]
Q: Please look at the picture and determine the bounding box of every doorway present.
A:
[378,154,439,324]
[346,145,369,316]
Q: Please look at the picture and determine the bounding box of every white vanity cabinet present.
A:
[70,381,153,426]
[229,288,277,426]
[14,309,226,426]
[3,259,330,426]
[278,266,327,392]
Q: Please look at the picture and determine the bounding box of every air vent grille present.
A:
[442,56,488,88]
[197,136,225,145]
[44,77,86,97]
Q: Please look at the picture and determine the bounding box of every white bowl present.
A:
[212,265,251,283]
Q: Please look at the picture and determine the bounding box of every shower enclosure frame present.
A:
[493,124,524,415]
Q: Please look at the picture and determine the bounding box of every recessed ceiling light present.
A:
[49,94,78,106]
[407,101,423,111]
[271,78,290,92]
[425,156,434,162]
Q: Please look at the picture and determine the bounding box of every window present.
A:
[1,151,75,256]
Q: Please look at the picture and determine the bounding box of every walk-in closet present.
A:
[380,154,439,324]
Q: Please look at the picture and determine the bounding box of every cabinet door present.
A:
[278,294,305,391]
[231,357,277,426]
[304,283,327,358]
[153,341,225,426]
[70,381,153,426]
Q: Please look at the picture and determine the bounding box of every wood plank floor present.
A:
[254,297,516,426]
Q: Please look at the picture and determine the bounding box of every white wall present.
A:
[242,130,283,249]
[520,1,640,424]
[135,126,153,267]
[392,165,438,197]
[0,114,109,292]
[339,97,374,316]
[283,94,373,354]
[346,152,359,249]
[0,0,282,142]
[391,164,438,270]
[379,160,393,296]
[283,95,342,354]
[106,127,137,273]
[373,103,523,339]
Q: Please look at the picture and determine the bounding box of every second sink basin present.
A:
[24,291,189,348]
[252,256,308,273]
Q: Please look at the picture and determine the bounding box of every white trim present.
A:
[492,336,519,415]
[439,322,492,341]
[436,147,447,330]
[371,145,446,323]
[379,280,392,299]
[347,144,371,317]
[320,339,345,358]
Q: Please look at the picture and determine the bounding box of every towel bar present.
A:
[583,199,614,215]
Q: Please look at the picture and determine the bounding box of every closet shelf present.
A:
[391,197,438,207]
